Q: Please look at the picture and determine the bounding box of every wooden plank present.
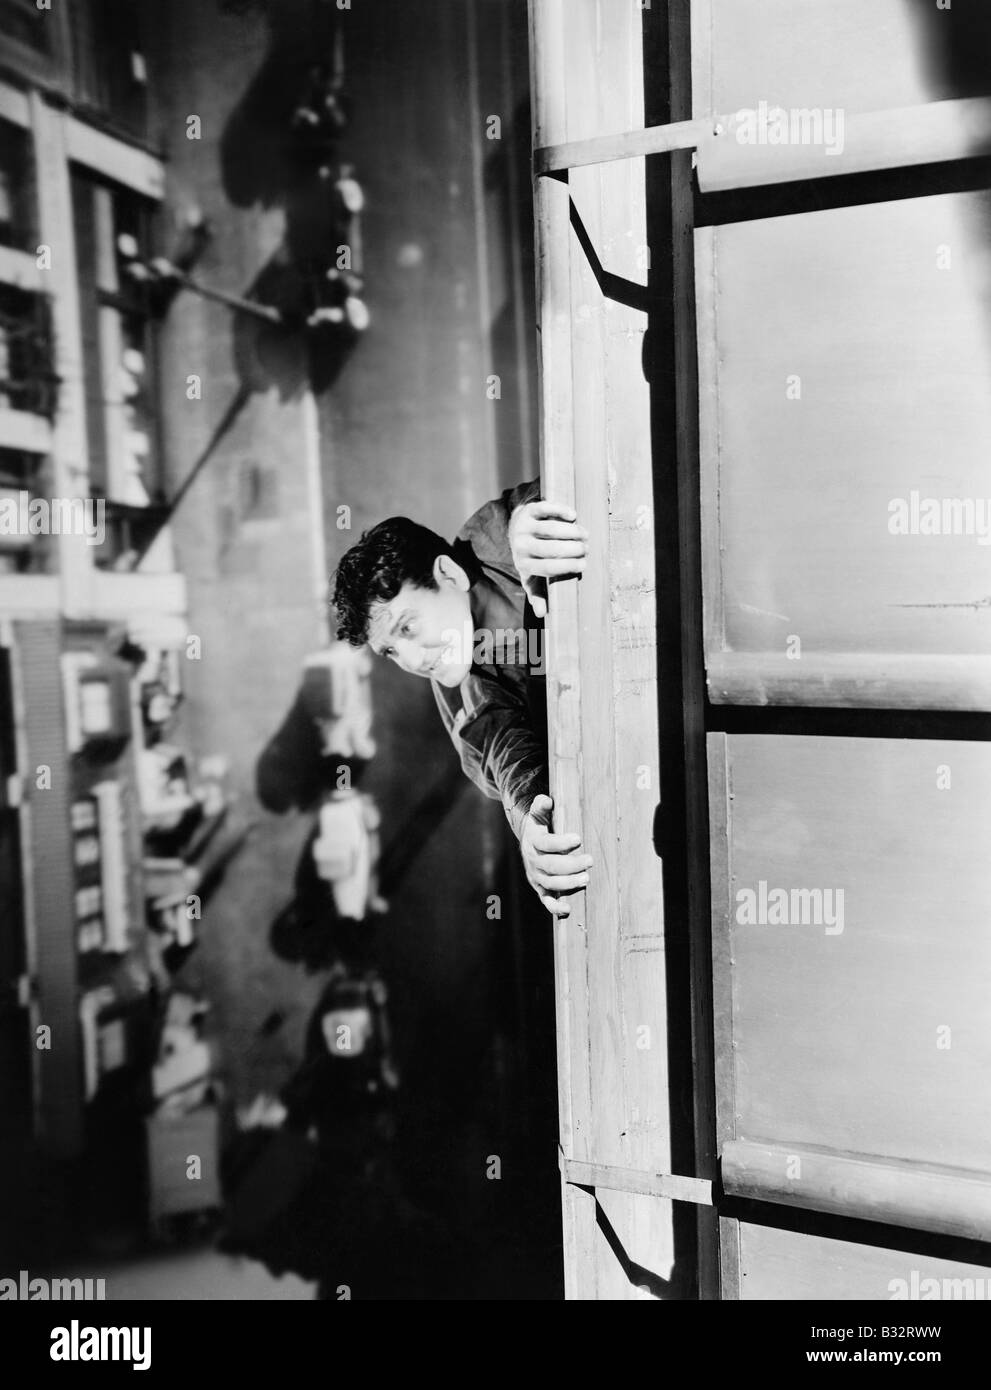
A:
[697,97,991,193]
[691,0,737,1305]
[718,1216,742,1301]
[531,0,676,1300]
[560,0,615,1300]
[709,651,991,711]
[528,0,597,1300]
[564,8,610,1227]
[537,97,991,188]
[724,1140,991,1243]
[535,115,720,175]
[563,1157,713,1206]
[574,0,672,1300]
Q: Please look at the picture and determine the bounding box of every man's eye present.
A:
[400,622,414,637]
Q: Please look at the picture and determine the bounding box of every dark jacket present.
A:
[431,479,549,840]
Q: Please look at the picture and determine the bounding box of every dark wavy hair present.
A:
[331,517,455,647]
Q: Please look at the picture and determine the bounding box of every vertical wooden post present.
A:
[528,0,598,1301]
[529,0,673,1299]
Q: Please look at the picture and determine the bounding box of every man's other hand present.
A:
[520,793,592,918]
[508,500,589,619]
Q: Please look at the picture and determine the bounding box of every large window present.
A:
[72,170,161,519]
[0,1,150,145]
[0,284,55,418]
[0,109,54,579]
[0,447,55,576]
[0,119,35,252]
[68,0,149,143]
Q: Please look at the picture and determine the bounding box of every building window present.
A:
[68,0,149,143]
[0,120,36,252]
[0,447,55,575]
[0,285,56,418]
[72,170,161,517]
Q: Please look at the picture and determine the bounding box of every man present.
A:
[331,480,590,917]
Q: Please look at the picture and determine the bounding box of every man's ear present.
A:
[433,553,470,591]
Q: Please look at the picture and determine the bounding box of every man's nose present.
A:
[393,641,427,676]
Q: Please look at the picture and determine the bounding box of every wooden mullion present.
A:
[535,114,721,175]
[708,651,991,713]
[723,1140,991,1244]
[667,0,721,1303]
[562,1156,713,1206]
[537,97,991,191]
[528,0,597,1301]
[698,96,991,194]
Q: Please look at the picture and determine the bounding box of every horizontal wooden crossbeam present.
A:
[698,96,991,194]
[723,1140,991,1243]
[561,1153,714,1207]
[536,97,991,194]
[707,651,991,713]
[535,115,720,175]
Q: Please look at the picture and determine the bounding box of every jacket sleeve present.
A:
[502,477,542,519]
[455,478,542,564]
[433,672,548,842]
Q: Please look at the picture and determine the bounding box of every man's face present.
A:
[367,555,473,687]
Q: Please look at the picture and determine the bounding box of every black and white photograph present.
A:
[0,0,988,1339]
